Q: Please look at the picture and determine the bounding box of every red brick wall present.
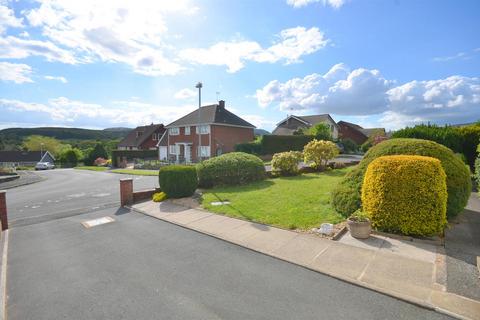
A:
[140,127,166,150]
[338,123,368,145]
[167,126,209,161]
[211,125,254,155]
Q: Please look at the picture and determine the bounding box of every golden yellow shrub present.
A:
[361,155,447,236]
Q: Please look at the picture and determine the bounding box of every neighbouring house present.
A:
[272,114,339,139]
[162,100,255,163]
[0,150,55,167]
[117,123,166,150]
[337,121,386,145]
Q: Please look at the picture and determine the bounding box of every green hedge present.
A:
[158,165,198,198]
[111,149,158,167]
[260,135,314,155]
[331,138,471,219]
[392,123,480,168]
[362,155,447,236]
[234,141,262,154]
[196,152,265,188]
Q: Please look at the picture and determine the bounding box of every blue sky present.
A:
[0,0,479,131]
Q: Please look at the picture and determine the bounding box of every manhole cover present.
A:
[82,216,114,228]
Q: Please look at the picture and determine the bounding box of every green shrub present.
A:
[340,139,358,153]
[158,165,198,198]
[457,124,480,169]
[152,192,167,202]
[271,151,302,175]
[261,135,314,155]
[303,139,339,169]
[362,155,447,236]
[475,144,480,193]
[234,141,262,154]
[196,152,265,188]
[332,138,471,219]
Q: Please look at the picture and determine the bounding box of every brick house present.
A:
[272,114,339,139]
[161,100,255,163]
[337,121,386,145]
[117,123,166,150]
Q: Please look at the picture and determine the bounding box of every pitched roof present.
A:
[117,124,165,148]
[276,114,339,128]
[165,101,255,128]
[337,120,364,130]
[271,127,296,135]
[0,151,54,162]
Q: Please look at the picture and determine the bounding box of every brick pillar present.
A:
[0,190,7,230]
[120,179,133,207]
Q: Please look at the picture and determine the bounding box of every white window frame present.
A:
[197,146,210,157]
[185,126,191,135]
[152,133,157,140]
[196,125,210,134]
[169,127,179,135]
[169,145,177,155]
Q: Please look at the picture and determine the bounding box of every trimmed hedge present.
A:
[260,135,314,155]
[158,165,198,198]
[196,152,265,188]
[362,155,447,236]
[234,141,262,154]
[331,138,471,219]
[112,149,158,167]
[271,151,302,175]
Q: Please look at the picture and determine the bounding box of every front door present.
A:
[184,145,191,163]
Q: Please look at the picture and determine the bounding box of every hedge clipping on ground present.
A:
[362,155,447,236]
[158,165,198,198]
[331,138,471,219]
[196,152,265,188]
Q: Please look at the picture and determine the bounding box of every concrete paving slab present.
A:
[430,291,480,320]
[164,209,213,225]
[186,213,232,234]
[240,227,299,253]
[309,243,375,280]
[221,222,264,243]
[379,237,438,264]
[272,234,332,265]
[338,232,386,250]
[361,251,434,301]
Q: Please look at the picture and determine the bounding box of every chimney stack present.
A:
[219,100,225,109]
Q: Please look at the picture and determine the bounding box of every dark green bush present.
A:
[234,141,262,154]
[331,138,471,219]
[340,138,358,153]
[158,165,198,198]
[196,152,265,188]
[475,144,480,193]
[261,135,314,154]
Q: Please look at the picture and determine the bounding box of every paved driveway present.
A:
[4,169,158,226]
[6,208,452,320]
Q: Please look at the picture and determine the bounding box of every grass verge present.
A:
[201,168,350,230]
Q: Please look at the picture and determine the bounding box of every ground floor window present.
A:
[197,146,210,157]
[169,145,178,155]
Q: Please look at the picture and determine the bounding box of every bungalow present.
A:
[0,150,55,167]
[117,123,166,150]
[160,100,255,163]
[272,114,339,139]
[337,121,386,145]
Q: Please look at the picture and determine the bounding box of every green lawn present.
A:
[110,169,159,176]
[74,166,108,171]
[201,168,350,230]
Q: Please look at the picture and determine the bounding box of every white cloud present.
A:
[174,88,197,100]
[286,0,346,9]
[180,27,329,73]
[240,114,276,129]
[256,64,480,129]
[0,61,33,83]
[0,35,78,64]
[21,0,198,76]
[0,4,23,34]
[0,97,197,128]
[256,63,392,115]
[44,75,67,83]
[433,48,480,62]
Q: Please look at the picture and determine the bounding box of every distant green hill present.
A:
[0,127,131,141]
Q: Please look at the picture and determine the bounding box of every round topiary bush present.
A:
[331,138,471,219]
[362,155,447,236]
[196,152,265,188]
[158,165,198,198]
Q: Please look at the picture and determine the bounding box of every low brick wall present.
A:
[133,188,161,204]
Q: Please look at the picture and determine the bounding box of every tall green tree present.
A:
[58,148,83,167]
[85,142,109,165]
[22,135,67,157]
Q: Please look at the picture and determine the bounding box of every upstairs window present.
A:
[152,133,157,140]
[185,126,191,135]
[136,131,143,137]
[196,125,210,134]
[169,127,179,135]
